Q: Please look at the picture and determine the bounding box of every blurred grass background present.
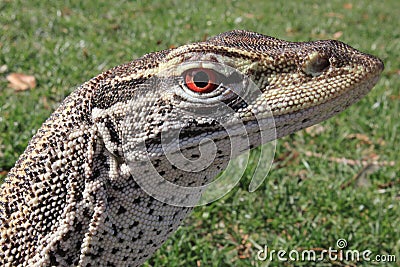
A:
[0,0,399,266]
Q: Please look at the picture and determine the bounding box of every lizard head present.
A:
[91,30,384,206]
[156,30,384,139]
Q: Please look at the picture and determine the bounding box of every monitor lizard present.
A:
[0,30,384,266]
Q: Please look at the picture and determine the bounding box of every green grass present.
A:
[1,0,399,266]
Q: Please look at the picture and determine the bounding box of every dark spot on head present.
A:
[129,221,139,229]
[117,206,127,215]
[112,224,118,236]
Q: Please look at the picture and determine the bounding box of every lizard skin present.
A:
[0,30,383,266]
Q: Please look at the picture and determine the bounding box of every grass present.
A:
[1,0,399,266]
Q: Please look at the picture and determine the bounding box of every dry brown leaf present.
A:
[305,124,326,136]
[343,3,353,9]
[61,7,72,17]
[7,73,36,91]
[325,12,344,19]
[41,96,50,110]
[243,13,255,19]
[333,31,343,39]
[346,133,372,144]
[304,150,395,167]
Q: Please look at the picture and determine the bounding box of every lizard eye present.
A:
[184,68,219,93]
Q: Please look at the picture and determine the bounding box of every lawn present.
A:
[0,0,399,266]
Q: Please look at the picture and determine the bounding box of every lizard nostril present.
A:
[302,52,330,76]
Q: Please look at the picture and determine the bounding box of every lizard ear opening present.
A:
[302,52,330,76]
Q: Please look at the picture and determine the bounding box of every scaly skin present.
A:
[0,30,383,266]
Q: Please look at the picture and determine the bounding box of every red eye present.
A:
[184,68,219,93]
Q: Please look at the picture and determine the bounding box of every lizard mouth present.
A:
[267,73,382,139]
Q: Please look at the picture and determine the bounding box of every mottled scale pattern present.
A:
[0,30,383,266]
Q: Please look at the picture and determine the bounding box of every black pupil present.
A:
[193,71,209,88]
